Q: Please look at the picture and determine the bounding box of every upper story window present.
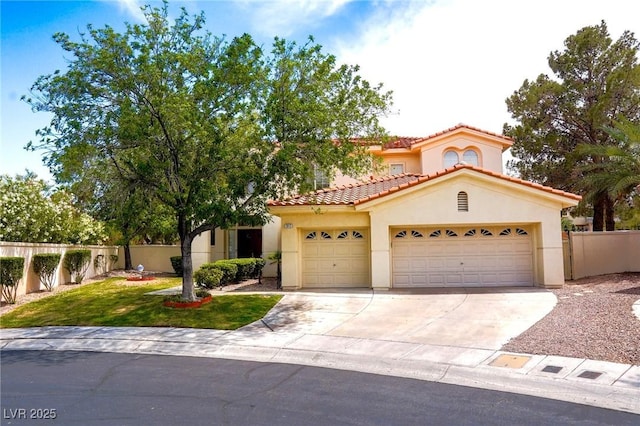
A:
[389,163,404,175]
[311,164,330,190]
[443,151,459,168]
[462,150,479,166]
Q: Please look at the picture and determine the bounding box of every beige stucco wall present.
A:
[332,170,361,187]
[359,172,569,289]
[261,216,281,277]
[208,228,227,263]
[568,231,640,279]
[119,245,181,273]
[0,242,119,299]
[374,153,422,175]
[191,233,209,272]
[420,136,504,174]
[275,208,370,289]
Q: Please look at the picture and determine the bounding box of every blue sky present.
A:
[1,0,639,182]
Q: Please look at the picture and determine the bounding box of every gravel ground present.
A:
[2,271,638,365]
[502,273,640,365]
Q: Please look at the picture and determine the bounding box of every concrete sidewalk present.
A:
[1,290,639,415]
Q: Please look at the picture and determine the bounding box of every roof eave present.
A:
[268,204,356,215]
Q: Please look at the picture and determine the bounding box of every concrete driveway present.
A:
[249,288,556,351]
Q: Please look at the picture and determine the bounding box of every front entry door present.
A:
[237,229,263,258]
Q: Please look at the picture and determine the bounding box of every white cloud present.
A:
[240,0,352,36]
[111,0,147,22]
[333,0,640,136]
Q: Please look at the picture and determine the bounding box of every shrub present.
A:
[196,289,210,298]
[212,261,238,285]
[1,256,25,304]
[94,254,106,275]
[226,258,256,281]
[251,258,266,278]
[32,253,61,292]
[109,254,119,269]
[170,256,183,277]
[193,265,224,289]
[63,249,91,284]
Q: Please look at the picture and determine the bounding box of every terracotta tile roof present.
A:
[268,174,422,206]
[268,164,582,207]
[380,137,426,149]
[379,123,513,150]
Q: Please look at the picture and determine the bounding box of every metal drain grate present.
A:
[578,371,602,380]
[541,365,563,374]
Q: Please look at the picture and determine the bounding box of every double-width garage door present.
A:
[392,227,533,287]
[301,229,370,288]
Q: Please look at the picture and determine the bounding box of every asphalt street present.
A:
[1,350,638,425]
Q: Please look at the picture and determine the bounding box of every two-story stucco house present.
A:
[194,124,581,289]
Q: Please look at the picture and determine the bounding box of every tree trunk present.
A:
[179,235,195,301]
[124,242,133,270]
[593,193,605,231]
[605,194,615,231]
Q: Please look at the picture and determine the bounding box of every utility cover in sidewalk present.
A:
[542,365,563,374]
[578,371,602,380]
[490,354,531,369]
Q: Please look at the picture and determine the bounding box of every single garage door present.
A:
[301,229,370,288]
[392,226,533,287]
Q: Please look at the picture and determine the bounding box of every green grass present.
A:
[0,277,282,330]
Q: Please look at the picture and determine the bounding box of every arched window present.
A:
[462,150,479,166]
[457,191,468,212]
[443,151,459,168]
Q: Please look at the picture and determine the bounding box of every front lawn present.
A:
[0,277,281,330]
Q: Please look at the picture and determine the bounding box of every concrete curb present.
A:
[1,326,639,415]
[633,298,640,321]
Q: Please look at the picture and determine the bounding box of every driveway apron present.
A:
[250,288,557,351]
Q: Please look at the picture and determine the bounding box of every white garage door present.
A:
[301,229,370,288]
[392,227,533,287]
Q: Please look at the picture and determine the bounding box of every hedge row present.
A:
[193,258,266,289]
[0,251,119,303]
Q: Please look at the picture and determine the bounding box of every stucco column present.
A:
[369,214,391,290]
[280,219,300,290]
[537,220,566,288]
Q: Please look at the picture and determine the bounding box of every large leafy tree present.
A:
[25,3,392,300]
[505,21,640,231]
[60,150,178,270]
[576,119,640,229]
